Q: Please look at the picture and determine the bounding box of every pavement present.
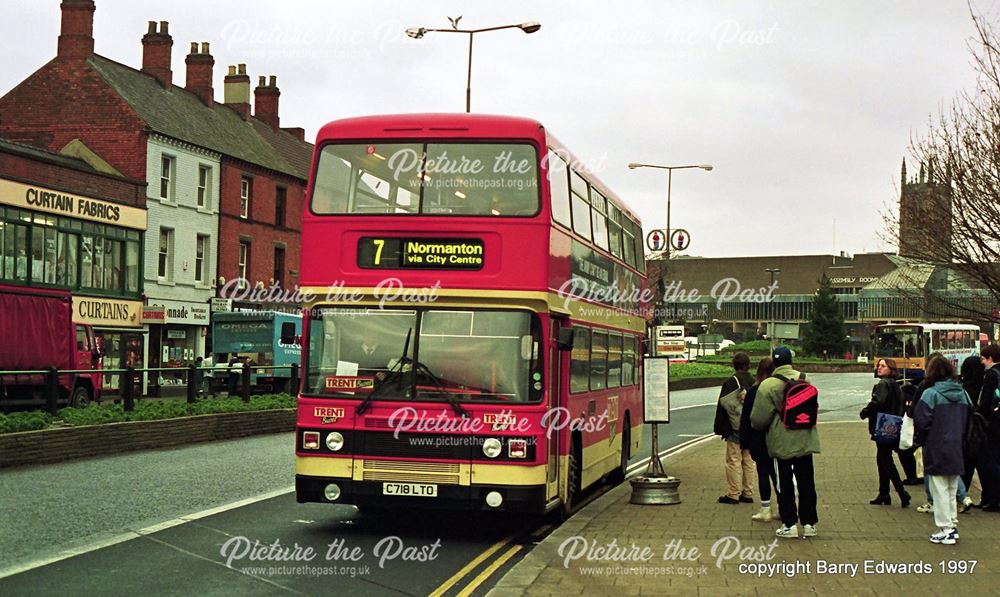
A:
[488,421,999,596]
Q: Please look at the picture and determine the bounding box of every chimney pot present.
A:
[202,42,210,54]
[258,75,266,87]
[190,41,198,54]
[141,18,173,87]
[269,75,276,87]
[228,65,236,76]
[238,63,246,74]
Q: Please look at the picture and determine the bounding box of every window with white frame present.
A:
[240,177,252,218]
[160,156,175,200]
[195,234,209,284]
[197,165,211,208]
[238,240,250,289]
[158,227,173,280]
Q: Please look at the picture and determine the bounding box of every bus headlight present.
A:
[485,491,503,508]
[326,431,345,452]
[483,438,503,458]
[324,483,342,501]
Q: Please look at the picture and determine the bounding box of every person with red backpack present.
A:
[750,346,821,539]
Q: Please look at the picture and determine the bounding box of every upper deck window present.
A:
[311,142,539,217]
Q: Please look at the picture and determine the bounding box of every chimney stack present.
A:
[142,21,173,88]
[254,75,280,129]
[58,0,96,61]
[224,64,251,119]
[185,41,215,106]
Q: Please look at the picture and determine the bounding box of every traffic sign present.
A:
[670,228,690,251]
[646,229,667,252]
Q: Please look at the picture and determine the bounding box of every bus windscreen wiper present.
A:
[413,360,469,418]
[356,328,411,415]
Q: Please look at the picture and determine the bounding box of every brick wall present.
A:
[0,149,146,207]
[0,61,149,180]
[0,409,295,468]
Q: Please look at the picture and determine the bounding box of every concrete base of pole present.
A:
[629,475,681,505]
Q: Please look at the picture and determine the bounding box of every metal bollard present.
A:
[241,364,251,403]
[45,367,58,415]
[289,363,299,396]
[187,364,197,404]
[123,365,135,412]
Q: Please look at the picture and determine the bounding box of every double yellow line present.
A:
[428,525,549,597]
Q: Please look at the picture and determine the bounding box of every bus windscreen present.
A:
[311,143,539,216]
[876,329,926,358]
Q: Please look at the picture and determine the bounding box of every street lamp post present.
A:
[627,162,712,481]
[765,268,781,349]
[406,19,541,112]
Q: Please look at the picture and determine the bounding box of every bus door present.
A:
[546,318,564,501]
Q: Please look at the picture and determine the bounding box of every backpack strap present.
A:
[773,373,789,383]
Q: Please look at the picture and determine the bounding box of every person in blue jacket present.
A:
[913,356,971,545]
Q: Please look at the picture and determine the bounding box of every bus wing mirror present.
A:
[280,322,297,345]
[556,327,575,351]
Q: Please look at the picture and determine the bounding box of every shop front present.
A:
[73,295,145,398]
[143,299,209,396]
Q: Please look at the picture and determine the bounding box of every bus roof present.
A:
[876,323,980,331]
[313,113,641,225]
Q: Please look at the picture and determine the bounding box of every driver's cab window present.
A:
[76,326,89,351]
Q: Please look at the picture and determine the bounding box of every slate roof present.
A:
[0,137,99,173]
[88,55,311,179]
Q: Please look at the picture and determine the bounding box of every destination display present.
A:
[357,237,484,270]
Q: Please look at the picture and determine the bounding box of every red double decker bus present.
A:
[294,114,649,515]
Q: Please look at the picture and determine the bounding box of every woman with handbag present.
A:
[860,358,911,507]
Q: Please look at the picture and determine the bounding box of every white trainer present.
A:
[802,524,817,538]
[775,525,798,538]
[752,507,773,522]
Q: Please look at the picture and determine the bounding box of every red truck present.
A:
[0,284,103,409]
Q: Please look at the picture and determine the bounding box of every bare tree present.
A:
[883,11,1000,322]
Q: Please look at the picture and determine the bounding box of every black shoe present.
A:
[718,496,739,504]
[982,504,1000,512]
[899,491,911,508]
[970,502,984,509]
[902,478,922,486]
[869,495,891,505]
[739,496,754,504]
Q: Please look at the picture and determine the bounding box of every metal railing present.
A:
[0,363,300,415]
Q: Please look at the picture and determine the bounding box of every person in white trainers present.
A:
[740,357,778,522]
[750,347,821,539]
[913,357,971,545]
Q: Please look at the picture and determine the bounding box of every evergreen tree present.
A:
[803,274,847,357]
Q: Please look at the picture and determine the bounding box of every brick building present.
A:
[0,0,312,394]
[0,137,147,396]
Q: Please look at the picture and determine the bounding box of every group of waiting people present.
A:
[714,348,820,539]
[860,345,1000,545]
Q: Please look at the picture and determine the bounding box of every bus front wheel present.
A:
[560,439,582,520]
[609,415,630,485]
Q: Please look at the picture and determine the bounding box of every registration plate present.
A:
[382,482,438,497]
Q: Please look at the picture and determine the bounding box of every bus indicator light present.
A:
[303,431,320,450]
[508,439,528,459]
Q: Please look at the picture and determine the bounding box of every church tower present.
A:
[898,158,952,261]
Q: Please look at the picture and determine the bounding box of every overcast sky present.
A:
[2,1,992,258]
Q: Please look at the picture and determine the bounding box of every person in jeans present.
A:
[739,357,778,521]
[859,358,910,507]
[913,356,971,544]
[751,346,821,538]
[975,344,1000,510]
[714,352,756,504]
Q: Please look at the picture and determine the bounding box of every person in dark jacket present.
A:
[860,358,910,507]
[714,352,756,504]
[960,355,985,494]
[914,356,971,545]
[975,344,1000,511]
[740,357,777,521]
